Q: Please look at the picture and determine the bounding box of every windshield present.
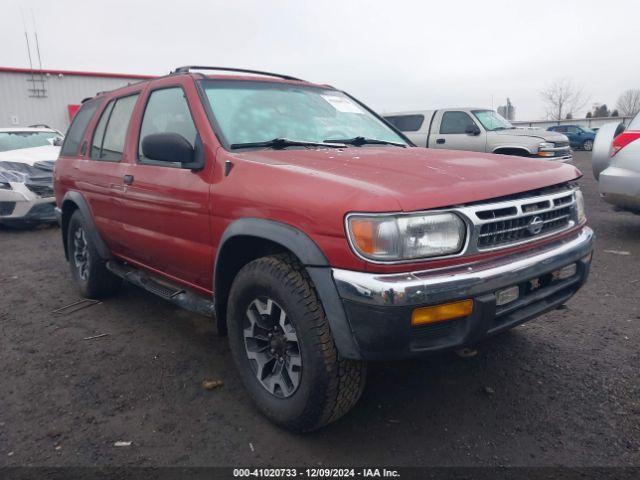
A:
[200,80,407,148]
[0,131,61,152]
[579,126,595,133]
[472,110,514,131]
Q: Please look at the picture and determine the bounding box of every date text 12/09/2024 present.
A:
[233,468,400,478]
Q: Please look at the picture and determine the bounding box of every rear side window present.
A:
[385,114,424,132]
[91,101,115,159]
[91,94,139,161]
[440,111,475,134]
[60,100,100,156]
[138,87,197,162]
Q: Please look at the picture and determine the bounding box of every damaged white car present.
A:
[0,143,61,227]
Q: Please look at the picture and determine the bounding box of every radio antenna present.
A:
[31,9,46,96]
[20,8,37,97]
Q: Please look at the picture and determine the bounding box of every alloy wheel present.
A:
[73,227,90,281]
[243,297,302,398]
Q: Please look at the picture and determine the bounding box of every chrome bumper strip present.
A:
[332,227,594,307]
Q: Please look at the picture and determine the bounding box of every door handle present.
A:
[123,174,134,185]
[436,138,445,144]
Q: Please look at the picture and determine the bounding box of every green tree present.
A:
[593,104,610,117]
[586,111,592,118]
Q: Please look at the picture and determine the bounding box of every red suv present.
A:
[54,66,594,431]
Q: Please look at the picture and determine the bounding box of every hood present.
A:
[231,146,581,212]
[495,128,568,143]
[0,146,59,185]
[0,145,61,166]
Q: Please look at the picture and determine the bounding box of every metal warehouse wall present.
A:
[0,71,146,132]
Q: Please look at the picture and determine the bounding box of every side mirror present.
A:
[142,132,194,165]
[53,137,64,147]
[465,124,481,136]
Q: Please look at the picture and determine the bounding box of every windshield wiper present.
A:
[230,138,346,150]
[323,136,406,147]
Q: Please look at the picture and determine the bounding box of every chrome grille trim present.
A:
[477,214,570,238]
[453,188,578,252]
[26,183,55,198]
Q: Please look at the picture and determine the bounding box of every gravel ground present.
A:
[0,151,638,468]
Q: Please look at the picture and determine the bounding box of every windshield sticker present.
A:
[321,95,365,114]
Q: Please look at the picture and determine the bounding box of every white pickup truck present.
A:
[384,108,572,162]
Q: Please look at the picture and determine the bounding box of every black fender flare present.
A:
[214,218,362,359]
[61,191,112,260]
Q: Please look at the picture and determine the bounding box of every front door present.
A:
[118,83,214,293]
[565,126,580,148]
[430,111,487,152]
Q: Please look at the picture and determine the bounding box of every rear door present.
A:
[85,94,140,253]
[384,114,427,146]
[430,110,486,152]
[63,92,140,255]
[117,78,214,293]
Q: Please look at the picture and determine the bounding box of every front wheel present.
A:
[582,139,594,151]
[227,254,367,432]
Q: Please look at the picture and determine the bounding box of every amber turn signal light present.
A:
[411,299,474,326]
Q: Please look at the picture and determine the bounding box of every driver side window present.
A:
[138,87,197,162]
[440,111,475,134]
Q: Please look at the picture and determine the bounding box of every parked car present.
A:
[0,126,63,152]
[384,108,572,161]
[54,66,594,431]
[0,144,60,226]
[547,125,596,151]
[592,115,640,212]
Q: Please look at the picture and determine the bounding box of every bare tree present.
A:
[541,78,588,121]
[615,89,640,117]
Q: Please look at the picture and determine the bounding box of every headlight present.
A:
[347,212,466,262]
[574,190,586,223]
[539,142,555,150]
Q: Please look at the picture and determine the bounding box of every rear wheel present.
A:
[227,254,367,431]
[67,210,122,299]
[582,139,593,151]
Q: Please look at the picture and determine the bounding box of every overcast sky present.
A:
[2,0,638,120]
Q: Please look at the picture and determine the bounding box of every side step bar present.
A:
[107,261,215,318]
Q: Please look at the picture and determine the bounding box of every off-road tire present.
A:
[67,209,122,299]
[227,254,367,432]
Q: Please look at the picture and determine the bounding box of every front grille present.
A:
[27,203,55,216]
[478,206,571,248]
[554,141,569,148]
[0,201,16,215]
[26,183,54,197]
[457,188,577,251]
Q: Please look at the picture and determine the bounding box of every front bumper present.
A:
[0,184,56,226]
[332,227,594,360]
[537,147,572,163]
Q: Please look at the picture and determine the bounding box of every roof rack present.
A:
[28,124,52,129]
[171,66,304,82]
